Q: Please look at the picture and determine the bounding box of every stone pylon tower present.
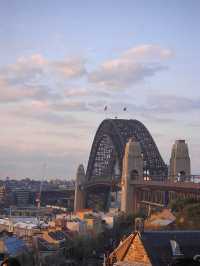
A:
[169,140,191,181]
[74,164,86,212]
[121,138,143,214]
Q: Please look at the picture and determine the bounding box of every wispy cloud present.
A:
[0,54,86,83]
[0,54,86,103]
[88,44,173,89]
[0,46,173,104]
[0,78,59,103]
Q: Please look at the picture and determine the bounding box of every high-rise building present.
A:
[14,188,30,206]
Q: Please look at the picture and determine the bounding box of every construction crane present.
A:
[36,163,46,209]
[36,163,46,228]
[36,181,43,209]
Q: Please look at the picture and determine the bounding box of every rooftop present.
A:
[109,231,200,266]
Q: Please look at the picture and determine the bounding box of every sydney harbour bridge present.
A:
[75,118,200,212]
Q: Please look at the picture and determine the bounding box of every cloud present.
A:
[51,57,86,79]
[85,93,200,126]
[0,100,79,127]
[88,44,173,89]
[50,100,89,112]
[0,54,46,86]
[8,100,85,125]
[0,79,34,102]
[123,45,173,61]
[0,54,86,84]
[0,54,86,103]
[0,47,173,104]
[64,87,89,97]
[0,78,59,103]
[64,86,111,99]
[146,94,200,113]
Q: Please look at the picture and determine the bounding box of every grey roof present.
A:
[141,231,200,266]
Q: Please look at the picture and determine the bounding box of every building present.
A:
[14,188,30,206]
[0,232,33,266]
[0,216,48,240]
[107,230,200,266]
[0,186,6,202]
[66,219,86,234]
[33,229,74,266]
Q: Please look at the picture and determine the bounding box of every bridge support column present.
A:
[121,181,138,215]
[121,138,143,215]
[169,140,191,181]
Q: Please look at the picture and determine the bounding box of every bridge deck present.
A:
[85,179,200,192]
[130,180,200,192]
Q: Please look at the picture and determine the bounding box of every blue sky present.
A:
[0,0,200,178]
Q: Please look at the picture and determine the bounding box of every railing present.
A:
[84,175,200,190]
[130,179,200,190]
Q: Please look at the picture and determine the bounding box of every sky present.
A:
[0,0,200,179]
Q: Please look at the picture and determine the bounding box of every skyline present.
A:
[0,1,200,179]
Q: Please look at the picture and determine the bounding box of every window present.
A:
[130,169,139,180]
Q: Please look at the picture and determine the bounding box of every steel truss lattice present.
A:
[86,119,168,182]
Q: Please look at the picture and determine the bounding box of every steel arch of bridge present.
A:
[86,119,168,182]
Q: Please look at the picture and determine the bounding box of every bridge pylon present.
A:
[74,164,86,212]
[169,140,191,181]
[121,138,143,214]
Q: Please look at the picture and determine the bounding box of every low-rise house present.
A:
[84,214,103,234]
[33,229,74,266]
[67,219,87,234]
[0,217,48,239]
[108,230,200,266]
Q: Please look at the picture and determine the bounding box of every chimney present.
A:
[135,217,144,233]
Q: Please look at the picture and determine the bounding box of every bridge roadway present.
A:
[84,178,200,192]
[85,178,200,208]
[130,179,200,192]
[131,180,200,207]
